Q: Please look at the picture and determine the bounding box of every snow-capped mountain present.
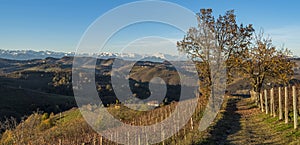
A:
[0,49,187,61]
[0,49,74,60]
[97,52,187,61]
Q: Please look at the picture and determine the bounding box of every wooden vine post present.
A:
[285,86,289,124]
[293,86,298,129]
[100,135,103,145]
[278,87,283,120]
[271,88,275,117]
[265,89,268,114]
[260,92,264,112]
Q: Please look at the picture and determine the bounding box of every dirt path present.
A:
[201,96,285,145]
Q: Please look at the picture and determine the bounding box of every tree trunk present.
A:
[250,90,259,105]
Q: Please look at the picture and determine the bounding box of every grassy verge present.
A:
[257,113,300,144]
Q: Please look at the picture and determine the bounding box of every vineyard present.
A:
[0,94,211,145]
[258,85,300,129]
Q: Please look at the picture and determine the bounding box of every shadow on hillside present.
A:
[199,97,242,145]
[231,94,250,98]
[0,85,76,123]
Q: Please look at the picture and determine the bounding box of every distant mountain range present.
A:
[0,49,74,60]
[0,49,188,61]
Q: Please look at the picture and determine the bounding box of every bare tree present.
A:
[177,9,254,96]
[240,31,294,103]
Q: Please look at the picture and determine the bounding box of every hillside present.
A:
[4,95,300,145]
[0,56,300,144]
[0,96,209,145]
[0,85,76,121]
[0,56,196,118]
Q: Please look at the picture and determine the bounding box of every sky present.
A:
[0,0,299,55]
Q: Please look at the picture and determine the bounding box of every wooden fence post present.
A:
[190,118,194,130]
[59,139,62,145]
[260,92,264,112]
[93,134,96,145]
[285,86,289,124]
[279,87,283,120]
[293,86,298,129]
[265,89,268,114]
[161,124,165,145]
[100,135,103,145]
[138,134,141,145]
[270,88,273,116]
[271,88,276,117]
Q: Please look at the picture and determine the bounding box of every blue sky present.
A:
[0,0,299,55]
